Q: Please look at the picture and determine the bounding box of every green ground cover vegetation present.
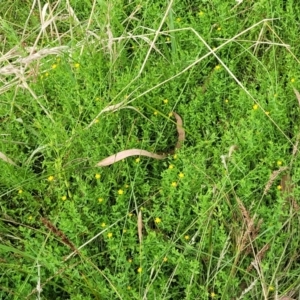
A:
[1,0,300,299]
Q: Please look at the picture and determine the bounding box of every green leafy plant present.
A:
[1,0,300,299]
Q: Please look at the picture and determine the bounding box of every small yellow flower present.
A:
[128,213,133,217]
[215,65,221,70]
[28,216,33,220]
[277,160,282,166]
[184,235,190,240]
[155,217,161,224]
[74,63,80,68]
[173,154,178,159]
[265,111,270,115]
[217,27,221,31]
[210,292,216,298]
[168,164,174,169]
[123,229,127,233]
[291,78,295,83]
[127,286,131,290]
[48,175,54,182]
[277,185,282,190]
[166,37,170,42]
[154,111,158,115]
[168,112,173,117]
[95,97,100,101]
[45,72,49,77]
[98,198,104,203]
[178,172,184,178]
[51,64,57,69]
[101,222,106,227]
[118,189,124,195]
[135,157,140,163]
[128,258,132,263]
[95,173,101,179]
[137,267,142,273]
[268,286,275,292]
[163,99,168,104]
[61,195,67,201]
[125,184,129,188]
[18,190,23,194]
[94,119,99,124]
[176,17,181,23]
[171,182,177,187]
[107,232,113,238]
[198,11,204,16]
[163,257,168,262]
[225,99,229,103]
[253,104,258,110]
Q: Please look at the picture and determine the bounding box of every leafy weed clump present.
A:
[1,0,300,299]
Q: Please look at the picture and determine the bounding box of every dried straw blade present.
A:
[0,152,17,166]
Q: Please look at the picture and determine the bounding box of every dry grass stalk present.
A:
[0,151,17,166]
[20,81,54,123]
[220,145,238,170]
[289,146,298,169]
[253,22,266,55]
[216,233,231,271]
[0,80,19,94]
[256,243,270,261]
[292,138,299,157]
[122,4,141,24]
[236,197,251,225]
[248,259,268,299]
[293,88,300,107]
[26,264,71,299]
[138,0,174,76]
[281,174,293,198]
[263,166,289,195]
[237,279,258,300]
[138,210,143,244]
[104,2,115,61]
[0,65,22,76]
[0,45,67,99]
[41,217,78,253]
[247,243,270,272]
[65,0,80,25]
[236,198,263,254]
[0,47,22,64]
[280,174,299,212]
[238,216,255,253]
[228,144,238,158]
[16,46,68,64]
[290,90,300,164]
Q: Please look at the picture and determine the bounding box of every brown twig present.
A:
[40,217,78,253]
[263,166,288,195]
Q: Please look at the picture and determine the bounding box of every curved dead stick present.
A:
[95,112,184,167]
[95,149,167,167]
[173,112,184,150]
